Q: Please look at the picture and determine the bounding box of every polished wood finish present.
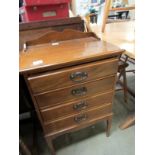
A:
[35,76,115,108]
[41,91,113,123]
[19,17,86,118]
[28,58,118,94]
[45,114,113,139]
[45,104,112,134]
[20,37,123,74]
[20,31,123,154]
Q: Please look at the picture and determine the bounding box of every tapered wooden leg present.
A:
[46,137,56,155]
[106,117,112,137]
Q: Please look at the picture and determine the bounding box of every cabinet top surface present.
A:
[19,37,123,74]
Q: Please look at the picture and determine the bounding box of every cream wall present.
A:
[128,0,135,20]
[128,0,135,5]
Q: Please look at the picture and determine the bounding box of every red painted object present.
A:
[20,1,70,22]
[23,0,70,6]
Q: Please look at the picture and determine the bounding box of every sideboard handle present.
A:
[74,114,88,123]
[70,72,88,82]
[73,101,88,111]
[71,87,87,96]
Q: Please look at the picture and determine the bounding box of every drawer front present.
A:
[44,104,112,134]
[41,91,113,123]
[35,76,115,108]
[28,58,118,94]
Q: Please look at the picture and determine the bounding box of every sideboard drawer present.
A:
[44,104,112,134]
[41,91,113,123]
[35,76,115,108]
[28,58,118,94]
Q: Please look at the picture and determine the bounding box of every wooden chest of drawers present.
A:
[19,32,123,155]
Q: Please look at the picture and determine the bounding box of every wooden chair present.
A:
[116,59,129,103]
[83,1,135,129]
[102,0,135,32]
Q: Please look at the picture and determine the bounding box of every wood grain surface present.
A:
[28,58,118,94]
[20,37,123,74]
[35,76,115,108]
[44,104,112,134]
[41,91,113,123]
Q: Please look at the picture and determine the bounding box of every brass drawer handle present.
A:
[71,87,87,96]
[70,72,88,82]
[73,101,88,111]
[74,114,88,123]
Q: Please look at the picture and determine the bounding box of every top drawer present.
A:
[28,58,118,94]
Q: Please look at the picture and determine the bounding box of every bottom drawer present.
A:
[44,104,112,134]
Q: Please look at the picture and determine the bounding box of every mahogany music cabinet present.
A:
[19,30,123,155]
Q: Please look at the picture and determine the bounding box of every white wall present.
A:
[73,0,90,16]
[128,0,135,20]
[128,0,135,5]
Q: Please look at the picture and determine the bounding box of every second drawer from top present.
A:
[35,75,116,108]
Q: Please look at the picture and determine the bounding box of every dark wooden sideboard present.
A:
[19,30,123,155]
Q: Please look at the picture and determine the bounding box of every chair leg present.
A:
[122,68,128,103]
[106,117,112,137]
[118,70,123,80]
[119,114,135,130]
